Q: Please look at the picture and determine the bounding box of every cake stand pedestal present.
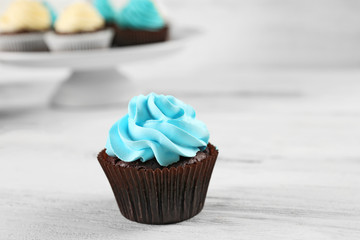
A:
[0,27,196,108]
[51,68,137,107]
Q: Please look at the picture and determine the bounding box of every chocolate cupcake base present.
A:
[98,143,218,224]
[113,25,169,47]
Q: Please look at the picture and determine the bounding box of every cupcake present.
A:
[98,93,218,224]
[113,0,169,46]
[0,0,51,51]
[44,1,114,51]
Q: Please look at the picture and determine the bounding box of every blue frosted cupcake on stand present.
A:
[112,0,169,46]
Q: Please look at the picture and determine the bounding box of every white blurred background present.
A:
[1,0,359,72]
[2,0,360,109]
[1,0,360,67]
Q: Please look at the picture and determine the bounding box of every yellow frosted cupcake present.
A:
[0,0,51,51]
[45,1,114,51]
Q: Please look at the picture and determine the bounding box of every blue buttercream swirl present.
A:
[115,0,165,30]
[93,0,114,23]
[106,93,210,167]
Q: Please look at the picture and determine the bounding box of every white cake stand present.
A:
[0,28,196,107]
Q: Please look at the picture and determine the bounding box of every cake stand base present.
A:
[0,26,195,108]
[51,68,138,108]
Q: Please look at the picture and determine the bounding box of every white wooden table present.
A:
[1,69,360,239]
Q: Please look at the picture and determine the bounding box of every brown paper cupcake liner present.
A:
[98,143,218,224]
[113,25,169,47]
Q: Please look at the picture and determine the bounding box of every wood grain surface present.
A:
[1,69,360,239]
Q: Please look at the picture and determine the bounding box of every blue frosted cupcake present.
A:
[98,93,218,224]
[113,0,169,46]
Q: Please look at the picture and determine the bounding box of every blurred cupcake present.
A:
[44,1,114,51]
[113,0,169,46]
[0,0,51,52]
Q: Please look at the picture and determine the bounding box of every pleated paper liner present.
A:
[98,143,218,224]
[113,25,169,47]
[0,32,48,52]
[44,28,114,52]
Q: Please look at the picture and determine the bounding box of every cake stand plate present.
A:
[0,27,196,107]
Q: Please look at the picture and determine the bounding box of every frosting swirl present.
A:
[93,0,114,23]
[0,0,51,33]
[115,0,165,30]
[106,93,210,166]
[55,2,105,34]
